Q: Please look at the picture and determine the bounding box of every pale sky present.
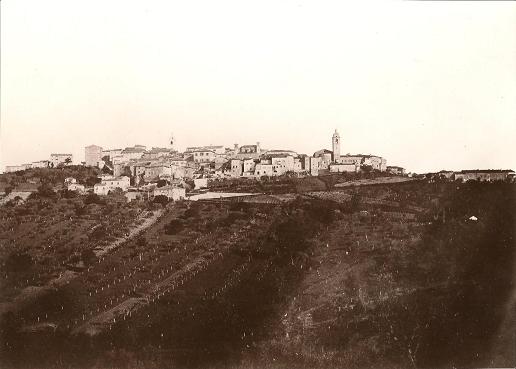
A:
[1,1,515,173]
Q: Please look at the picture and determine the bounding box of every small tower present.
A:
[332,129,341,162]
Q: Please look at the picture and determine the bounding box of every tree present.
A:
[36,183,56,198]
[61,189,77,198]
[164,219,184,235]
[64,157,72,165]
[85,176,101,187]
[81,249,97,266]
[4,186,13,195]
[153,195,169,206]
[89,225,107,241]
[84,193,102,205]
[157,179,168,188]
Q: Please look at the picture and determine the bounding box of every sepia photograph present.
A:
[0,1,515,368]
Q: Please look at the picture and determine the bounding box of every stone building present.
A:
[31,160,50,169]
[94,176,131,195]
[329,163,359,173]
[85,145,103,167]
[233,142,262,159]
[386,166,406,175]
[50,153,73,167]
[153,185,186,201]
[185,145,225,155]
[313,149,333,169]
[338,154,387,171]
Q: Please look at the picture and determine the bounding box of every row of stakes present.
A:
[70,251,231,330]
[48,247,227,328]
[6,216,162,289]
[27,215,266,327]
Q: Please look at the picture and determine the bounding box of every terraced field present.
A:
[1,180,514,369]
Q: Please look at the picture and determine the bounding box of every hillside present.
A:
[0,180,514,369]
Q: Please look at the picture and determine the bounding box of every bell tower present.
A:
[332,129,340,162]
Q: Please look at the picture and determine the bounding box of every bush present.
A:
[182,206,200,219]
[85,193,103,205]
[85,176,101,187]
[164,219,184,235]
[82,249,98,266]
[89,225,107,240]
[61,189,78,199]
[35,183,56,199]
[153,195,169,206]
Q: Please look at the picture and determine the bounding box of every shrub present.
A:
[85,193,103,205]
[182,206,200,219]
[153,195,169,206]
[81,249,97,265]
[89,225,107,240]
[164,219,184,235]
[35,183,56,199]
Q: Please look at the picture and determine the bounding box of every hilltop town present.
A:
[4,130,514,204]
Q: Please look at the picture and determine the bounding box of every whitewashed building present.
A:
[94,176,131,195]
[153,185,186,201]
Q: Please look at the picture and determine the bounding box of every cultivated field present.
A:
[0,175,514,369]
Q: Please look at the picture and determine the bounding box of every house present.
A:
[153,185,186,201]
[230,159,243,177]
[270,155,295,175]
[94,176,131,195]
[67,183,85,193]
[313,149,333,169]
[338,155,387,171]
[386,166,406,175]
[144,163,172,181]
[5,165,28,173]
[185,145,225,155]
[454,169,515,182]
[255,163,274,177]
[113,146,146,164]
[243,158,257,175]
[31,160,50,169]
[50,154,73,167]
[194,178,208,189]
[101,149,123,161]
[233,142,262,159]
[85,145,103,167]
[329,163,359,173]
[142,147,171,159]
[190,149,217,163]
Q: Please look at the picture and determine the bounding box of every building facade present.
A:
[50,154,73,167]
[85,145,103,167]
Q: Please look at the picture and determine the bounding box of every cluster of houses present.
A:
[426,169,515,182]
[6,130,514,202]
[84,130,397,185]
[63,174,186,203]
[5,154,73,173]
